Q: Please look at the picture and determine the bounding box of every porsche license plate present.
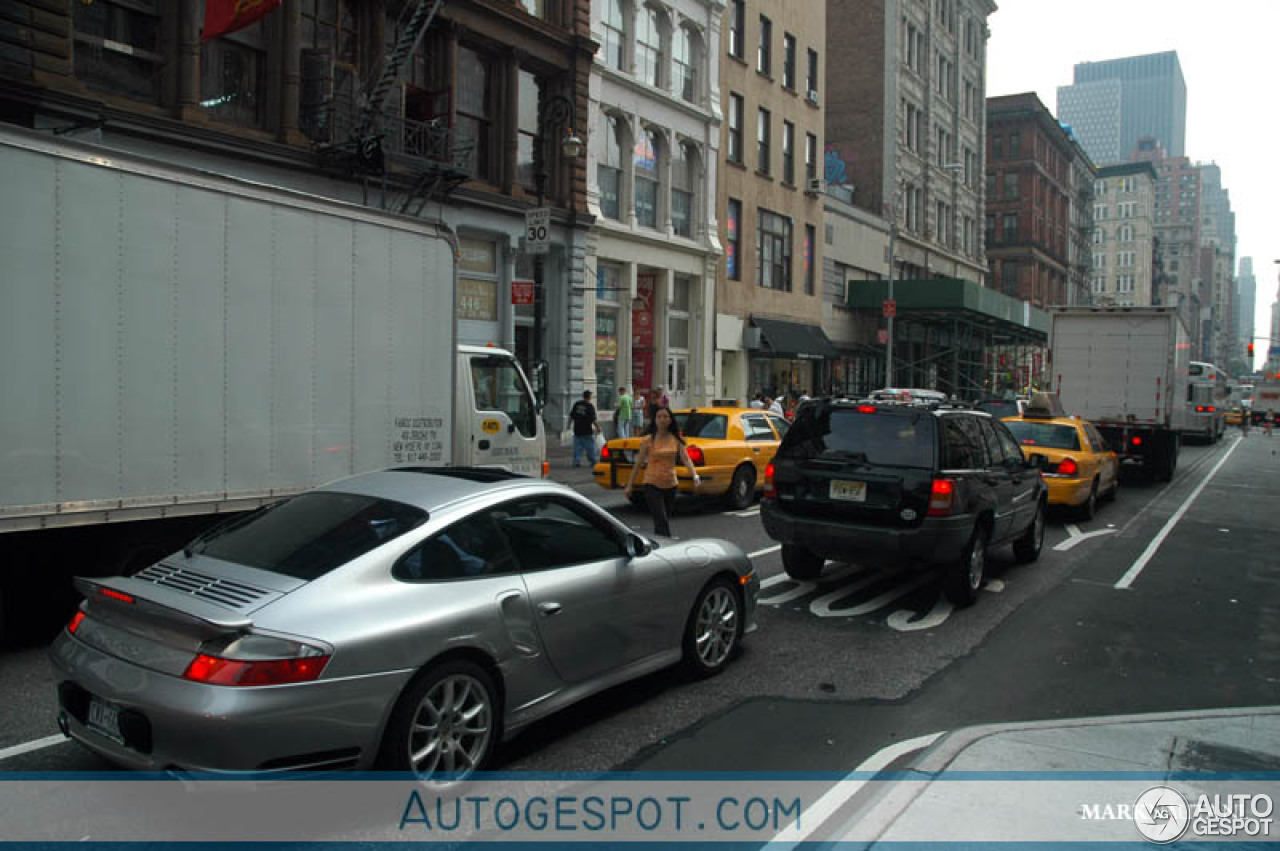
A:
[830,479,866,502]
[88,697,123,743]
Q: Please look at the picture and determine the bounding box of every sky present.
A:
[985,0,1279,369]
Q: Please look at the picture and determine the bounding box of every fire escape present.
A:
[308,0,472,216]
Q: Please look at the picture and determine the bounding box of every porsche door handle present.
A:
[537,602,563,617]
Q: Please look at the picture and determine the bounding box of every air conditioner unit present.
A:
[806,89,819,105]
[806,177,825,193]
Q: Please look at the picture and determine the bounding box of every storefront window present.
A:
[459,238,498,321]
[596,311,619,412]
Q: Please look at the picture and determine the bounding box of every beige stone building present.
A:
[715,0,830,403]
[1091,163,1157,307]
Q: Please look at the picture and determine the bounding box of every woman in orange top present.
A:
[624,405,700,537]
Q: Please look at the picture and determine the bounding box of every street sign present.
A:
[883,299,897,318]
[525,207,550,255]
[511,279,535,305]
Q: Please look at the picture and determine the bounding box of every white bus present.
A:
[1186,361,1227,442]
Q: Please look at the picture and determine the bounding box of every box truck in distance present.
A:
[1048,307,1190,482]
[0,126,544,638]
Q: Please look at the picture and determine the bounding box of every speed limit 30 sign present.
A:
[525,207,551,255]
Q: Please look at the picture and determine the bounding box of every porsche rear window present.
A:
[193,492,427,580]
[1004,421,1081,451]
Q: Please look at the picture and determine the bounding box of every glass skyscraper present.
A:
[1056,51,1187,166]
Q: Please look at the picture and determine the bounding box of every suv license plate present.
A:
[88,697,124,743]
[830,480,867,502]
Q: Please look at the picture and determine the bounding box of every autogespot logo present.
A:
[1134,786,1191,844]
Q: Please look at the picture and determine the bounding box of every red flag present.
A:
[202,0,282,41]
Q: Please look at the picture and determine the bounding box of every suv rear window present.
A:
[1004,420,1081,451]
[780,407,936,469]
[193,492,428,580]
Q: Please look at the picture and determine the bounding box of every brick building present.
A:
[984,92,1075,308]
[0,0,596,425]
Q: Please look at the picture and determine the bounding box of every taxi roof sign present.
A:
[1022,391,1066,419]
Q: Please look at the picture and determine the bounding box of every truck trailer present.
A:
[1048,307,1190,482]
[0,126,543,637]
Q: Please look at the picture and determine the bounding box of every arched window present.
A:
[603,0,628,71]
[673,25,701,103]
[599,113,626,221]
[635,6,665,88]
[671,142,697,238]
[634,127,661,229]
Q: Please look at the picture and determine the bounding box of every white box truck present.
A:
[1048,307,1190,482]
[0,126,544,635]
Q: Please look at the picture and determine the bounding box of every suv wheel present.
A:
[943,524,988,608]
[782,545,824,580]
[1013,500,1045,564]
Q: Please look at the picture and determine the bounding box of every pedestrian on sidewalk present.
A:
[568,390,599,467]
[615,386,633,439]
[624,405,700,537]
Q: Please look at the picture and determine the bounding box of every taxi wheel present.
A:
[1078,480,1098,521]
[1104,474,1120,502]
[724,465,756,510]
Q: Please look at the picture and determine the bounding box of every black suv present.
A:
[761,399,1047,606]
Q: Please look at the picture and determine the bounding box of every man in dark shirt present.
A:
[569,390,599,467]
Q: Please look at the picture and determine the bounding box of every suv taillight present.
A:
[764,462,777,499]
[927,478,956,517]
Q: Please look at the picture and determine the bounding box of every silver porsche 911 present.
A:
[49,468,759,777]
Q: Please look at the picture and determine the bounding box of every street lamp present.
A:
[531,94,583,382]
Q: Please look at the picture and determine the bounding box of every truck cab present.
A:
[455,345,546,477]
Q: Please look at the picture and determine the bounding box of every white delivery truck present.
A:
[1048,307,1190,482]
[0,126,543,636]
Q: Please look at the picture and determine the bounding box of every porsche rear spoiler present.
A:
[74,575,252,639]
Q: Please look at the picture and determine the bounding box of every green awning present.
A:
[848,278,1049,342]
[750,317,838,360]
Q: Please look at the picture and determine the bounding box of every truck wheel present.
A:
[723,465,756,510]
[782,545,824,580]
[943,524,988,608]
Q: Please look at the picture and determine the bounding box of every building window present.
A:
[1001,261,1018,296]
[807,48,819,96]
[936,201,948,245]
[728,93,744,163]
[962,215,973,253]
[757,16,772,75]
[805,132,817,182]
[1002,213,1017,242]
[1093,204,1108,220]
[456,46,494,181]
[757,208,793,291]
[905,183,921,231]
[757,107,771,174]
[516,71,542,191]
[1009,132,1021,156]
[804,224,816,295]
[598,113,625,221]
[728,0,744,59]
[992,135,1003,158]
[985,214,995,245]
[634,127,661,229]
[782,33,796,89]
[674,26,699,103]
[905,101,921,153]
[669,276,692,350]
[1119,224,1133,242]
[74,0,163,102]
[1092,228,1105,245]
[603,0,628,71]
[671,142,696,238]
[201,24,267,128]
[1004,173,1018,200]
[458,238,499,322]
[636,5,664,87]
[518,0,548,19]
[727,198,742,280]
[782,121,795,185]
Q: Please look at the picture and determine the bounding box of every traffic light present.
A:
[1247,342,1255,358]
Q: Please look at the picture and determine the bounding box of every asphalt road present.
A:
[2,432,1276,777]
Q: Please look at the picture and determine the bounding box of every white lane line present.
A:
[748,544,782,559]
[0,733,67,762]
[730,507,762,517]
[1053,527,1117,552]
[1114,437,1243,590]
[767,731,946,846]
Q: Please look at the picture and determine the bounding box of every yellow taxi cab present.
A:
[593,407,788,509]
[1225,407,1244,426]
[1002,393,1119,520]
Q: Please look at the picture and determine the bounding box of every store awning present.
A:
[750,317,839,360]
